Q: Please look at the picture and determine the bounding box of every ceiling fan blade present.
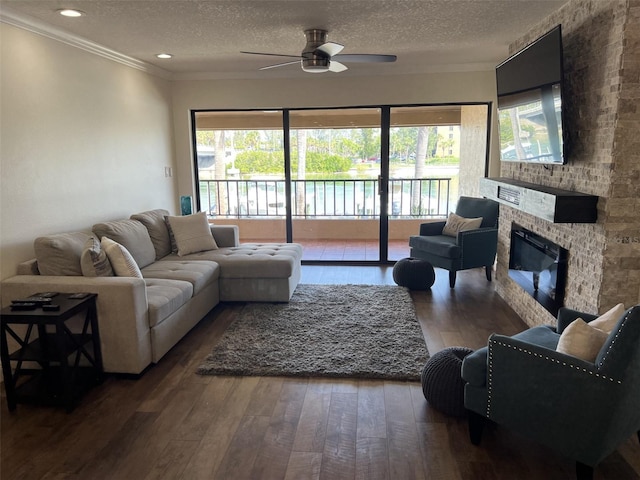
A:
[241,51,301,59]
[329,61,348,73]
[316,42,344,57]
[259,60,301,71]
[333,54,397,63]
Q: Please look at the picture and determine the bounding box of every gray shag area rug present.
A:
[197,284,429,381]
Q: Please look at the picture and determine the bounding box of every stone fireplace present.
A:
[493,0,640,328]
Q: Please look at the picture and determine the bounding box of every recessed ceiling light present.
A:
[58,9,83,17]
[156,53,173,59]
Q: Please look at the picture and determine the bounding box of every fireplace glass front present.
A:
[508,224,567,315]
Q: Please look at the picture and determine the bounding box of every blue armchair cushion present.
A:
[409,234,460,258]
[462,325,559,387]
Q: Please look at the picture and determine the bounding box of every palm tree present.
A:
[412,126,429,214]
[214,130,228,215]
[296,130,307,216]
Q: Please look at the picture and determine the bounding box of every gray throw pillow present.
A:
[164,216,178,253]
[80,236,114,277]
[166,212,218,256]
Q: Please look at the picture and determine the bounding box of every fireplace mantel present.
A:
[479,177,598,223]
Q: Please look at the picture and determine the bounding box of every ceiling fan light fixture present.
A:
[242,28,396,74]
[301,56,330,73]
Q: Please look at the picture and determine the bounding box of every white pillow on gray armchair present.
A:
[442,212,483,237]
[166,212,218,256]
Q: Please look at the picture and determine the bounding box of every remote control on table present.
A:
[34,292,59,298]
[10,302,37,311]
[12,297,52,305]
[68,293,91,299]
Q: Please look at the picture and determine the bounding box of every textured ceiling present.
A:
[2,0,570,79]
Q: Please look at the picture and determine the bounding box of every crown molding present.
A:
[1,7,173,80]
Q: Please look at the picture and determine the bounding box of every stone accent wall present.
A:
[495,0,640,327]
[604,1,640,307]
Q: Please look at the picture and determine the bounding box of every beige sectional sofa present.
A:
[1,209,303,375]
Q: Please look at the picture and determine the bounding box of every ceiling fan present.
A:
[241,29,397,73]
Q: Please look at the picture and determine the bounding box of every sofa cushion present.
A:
[216,244,300,278]
[34,231,91,276]
[166,212,218,256]
[80,236,114,277]
[101,237,143,278]
[144,278,193,327]
[141,260,219,295]
[92,219,156,268]
[409,235,460,258]
[162,243,303,279]
[130,209,172,260]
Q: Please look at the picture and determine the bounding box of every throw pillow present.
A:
[80,236,114,277]
[556,318,609,363]
[589,303,625,334]
[166,212,218,256]
[164,216,178,254]
[442,212,483,237]
[101,236,143,278]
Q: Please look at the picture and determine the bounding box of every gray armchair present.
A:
[461,305,640,480]
[409,196,499,288]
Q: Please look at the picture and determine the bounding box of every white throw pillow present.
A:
[556,318,609,363]
[81,236,114,277]
[442,212,483,237]
[101,236,143,278]
[589,303,625,334]
[166,212,218,256]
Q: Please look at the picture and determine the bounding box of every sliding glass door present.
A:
[289,108,382,261]
[193,110,287,243]
[192,104,489,263]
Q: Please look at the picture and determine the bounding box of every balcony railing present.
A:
[199,178,451,219]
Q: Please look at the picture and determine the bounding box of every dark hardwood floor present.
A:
[2,266,639,479]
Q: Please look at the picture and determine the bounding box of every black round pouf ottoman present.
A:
[421,346,474,417]
[393,257,435,290]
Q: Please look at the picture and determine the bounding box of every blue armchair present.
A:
[408,196,499,288]
[461,305,640,480]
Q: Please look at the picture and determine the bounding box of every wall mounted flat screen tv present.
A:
[496,25,566,165]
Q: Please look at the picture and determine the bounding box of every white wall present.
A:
[0,24,177,279]
[171,71,500,199]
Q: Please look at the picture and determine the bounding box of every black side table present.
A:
[0,293,103,412]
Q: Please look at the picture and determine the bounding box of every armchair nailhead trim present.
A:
[486,339,622,419]
[486,347,493,418]
[598,311,631,367]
